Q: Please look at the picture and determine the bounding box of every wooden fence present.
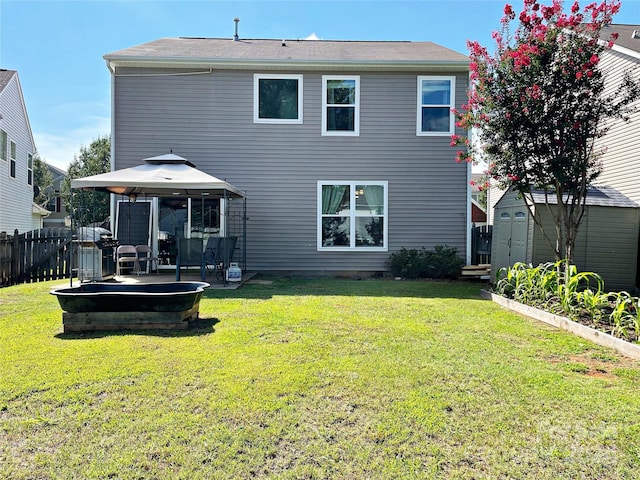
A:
[0,228,73,287]
[471,225,492,265]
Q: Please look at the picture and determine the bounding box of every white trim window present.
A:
[27,153,33,186]
[417,76,456,136]
[317,181,388,251]
[0,130,7,161]
[254,74,303,124]
[322,75,360,136]
[9,140,16,178]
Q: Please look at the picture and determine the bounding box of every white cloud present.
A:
[33,114,110,171]
[305,32,320,40]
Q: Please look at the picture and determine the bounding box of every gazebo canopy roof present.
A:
[70,154,245,199]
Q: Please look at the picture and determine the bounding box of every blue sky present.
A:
[1,0,638,170]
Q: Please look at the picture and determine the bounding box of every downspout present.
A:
[466,155,472,265]
[107,60,117,235]
[465,71,472,266]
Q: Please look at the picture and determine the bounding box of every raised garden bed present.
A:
[481,289,640,360]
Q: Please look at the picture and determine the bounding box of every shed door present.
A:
[495,211,512,270]
[495,207,528,269]
[510,210,528,264]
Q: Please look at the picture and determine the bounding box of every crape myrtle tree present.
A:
[61,136,111,225]
[453,0,640,262]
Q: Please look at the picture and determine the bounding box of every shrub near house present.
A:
[386,245,464,279]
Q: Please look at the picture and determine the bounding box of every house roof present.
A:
[104,38,470,72]
[527,186,639,208]
[606,24,640,54]
[0,69,17,93]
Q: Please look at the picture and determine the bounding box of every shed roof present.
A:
[499,186,640,208]
[104,37,469,71]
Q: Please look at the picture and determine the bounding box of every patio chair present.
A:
[205,236,237,282]
[135,245,159,274]
[116,245,141,276]
[176,238,205,281]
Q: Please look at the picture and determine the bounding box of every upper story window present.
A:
[318,181,387,251]
[10,141,16,178]
[254,74,303,124]
[0,130,7,161]
[27,153,33,186]
[322,76,360,136]
[417,76,456,136]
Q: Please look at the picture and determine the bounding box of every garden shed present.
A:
[491,186,640,291]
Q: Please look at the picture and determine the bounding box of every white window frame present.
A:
[416,75,456,136]
[9,140,16,178]
[253,74,303,124]
[0,130,7,161]
[322,75,360,136]
[27,153,33,186]
[317,180,388,251]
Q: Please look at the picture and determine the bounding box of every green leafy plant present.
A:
[386,245,464,279]
[608,292,638,340]
[494,260,638,343]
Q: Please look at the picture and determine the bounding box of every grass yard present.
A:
[1,277,640,479]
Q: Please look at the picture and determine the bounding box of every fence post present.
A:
[11,229,19,285]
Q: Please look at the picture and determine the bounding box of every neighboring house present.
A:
[103,36,470,274]
[470,171,487,226]
[43,162,70,228]
[0,69,42,233]
[595,24,640,202]
[592,24,640,286]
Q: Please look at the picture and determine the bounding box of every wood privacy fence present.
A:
[0,228,73,287]
[471,225,492,265]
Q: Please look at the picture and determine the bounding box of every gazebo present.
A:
[70,153,246,281]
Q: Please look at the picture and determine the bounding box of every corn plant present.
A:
[576,288,608,325]
[552,260,604,319]
[608,291,638,341]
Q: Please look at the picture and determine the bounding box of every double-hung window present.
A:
[27,153,33,186]
[0,130,7,161]
[254,74,303,124]
[318,181,387,250]
[322,76,360,136]
[417,76,456,135]
[9,141,16,178]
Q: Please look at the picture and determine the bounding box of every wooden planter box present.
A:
[480,290,640,360]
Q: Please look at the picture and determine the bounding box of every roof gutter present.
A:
[104,56,470,72]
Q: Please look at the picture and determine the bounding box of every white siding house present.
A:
[594,24,640,203]
[0,69,44,233]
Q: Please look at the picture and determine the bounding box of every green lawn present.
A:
[1,277,639,479]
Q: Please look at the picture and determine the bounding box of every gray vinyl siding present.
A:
[595,49,640,203]
[0,73,37,234]
[112,68,469,272]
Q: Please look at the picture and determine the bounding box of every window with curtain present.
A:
[417,76,455,135]
[254,74,303,123]
[322,76,360,136]
[318,181,387,250]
